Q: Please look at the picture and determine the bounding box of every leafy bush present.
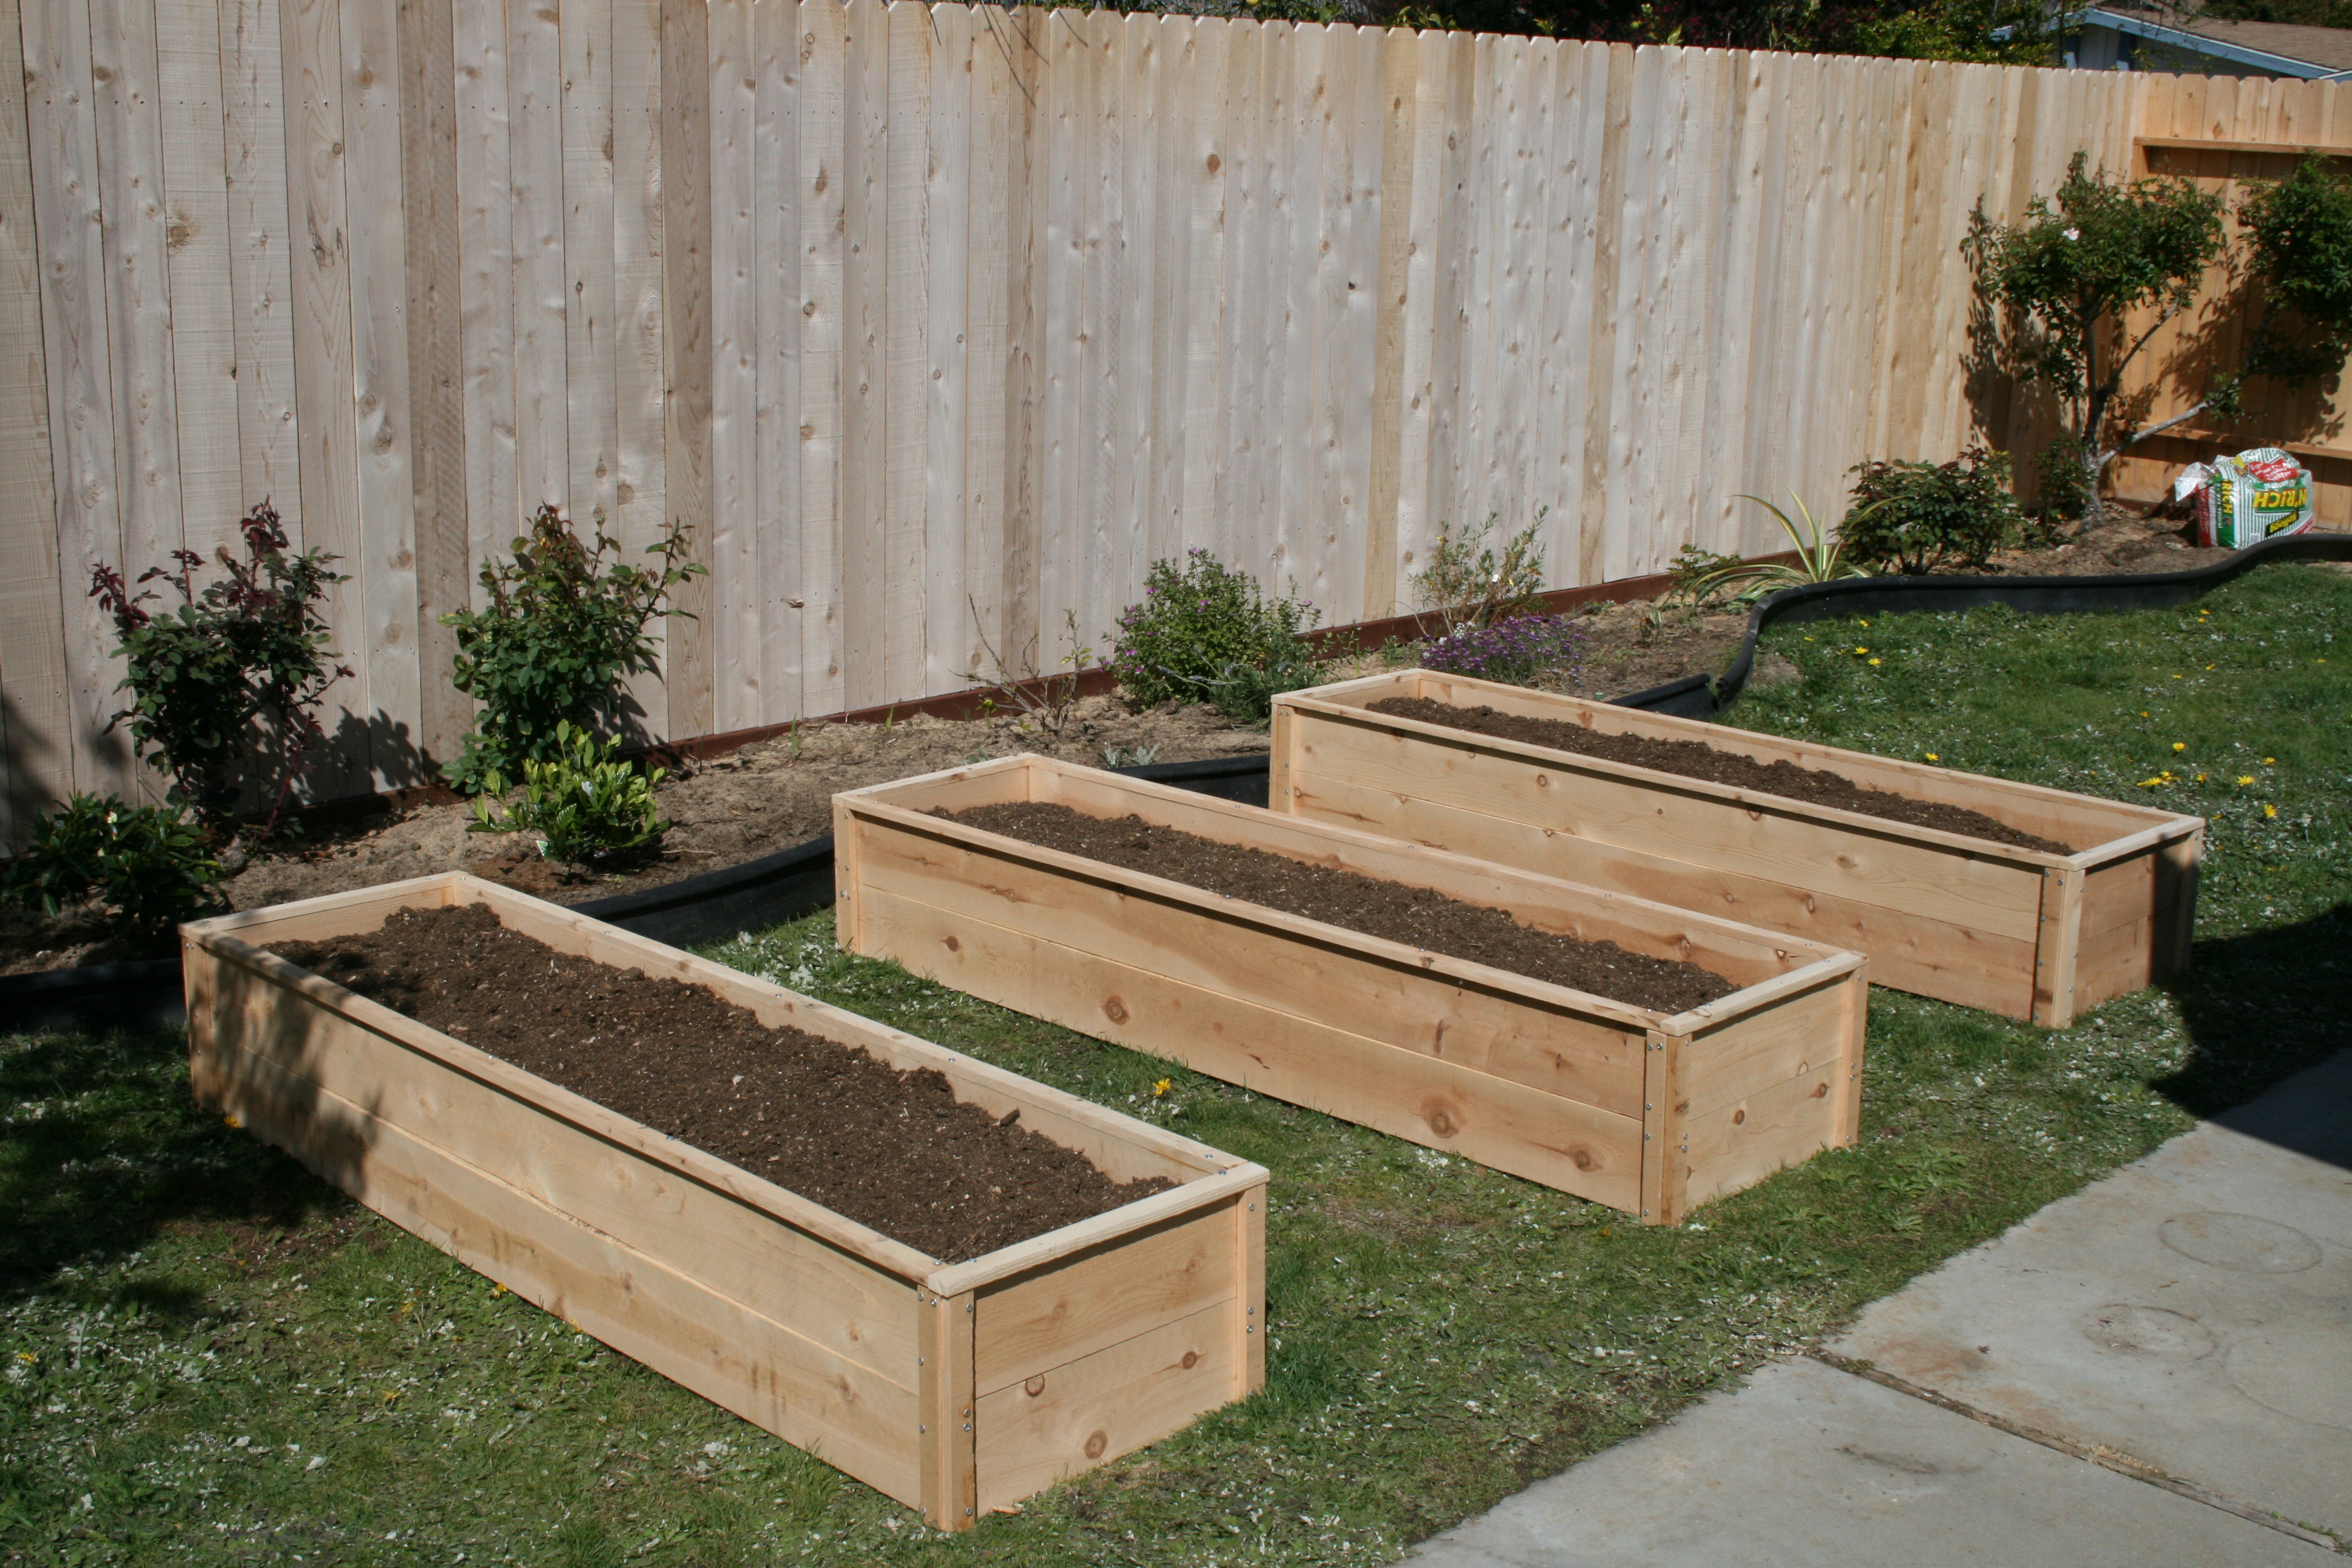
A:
[466,722,670,867]
[1110,550,1322,726]
[90,501,351,835]
[2033,433,2092,523]
[3,794,223,935]
[443,505,704,794]
[1411,512,1548,636]
[1420,615,1586,688]
[1668,541,1749,604]
[1840,446,2024,574]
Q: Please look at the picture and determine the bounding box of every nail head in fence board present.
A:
[658,0,713,739]
[0,0,71,838]
[186,871,1260,1524]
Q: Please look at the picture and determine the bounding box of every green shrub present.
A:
[1841,447,2024,575]
[4,793,223,935]
[1109,550,1322,727]
[442,505,704,794]
[1411,512,1547,636]
[90,501,351,835]
[2032,433,2092,523]
[466,722,670,867]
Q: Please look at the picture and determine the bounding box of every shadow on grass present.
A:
[0,1024,344,1304]
[2157,900,2352,1171]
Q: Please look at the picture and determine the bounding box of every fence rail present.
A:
[2,0,2347,835]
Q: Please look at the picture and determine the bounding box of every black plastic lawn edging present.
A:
[0,752,1276,1034]
[8,532,2347,1036]
[1614,528,2352,720]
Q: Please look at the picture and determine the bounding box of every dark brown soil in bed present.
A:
[1364,696,2072,855]
[944,802,1738,1014]
[269,903,1170,1262]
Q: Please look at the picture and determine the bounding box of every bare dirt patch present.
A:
[0,696,1265,976]
[270,901,1169,1261]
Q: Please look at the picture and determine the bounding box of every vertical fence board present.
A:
[796,0,846,717]
[611,0,667,735]
[922,0,970,696]
[0,0,70,829]
[341,0,420,782]
[707,0,758,730]
[837,0,883,708]
[561,0,618,536]
[155,0,241,561]
[880,0,928,701]
[754,0,802,719]
[659,0,713,736]
[221,0,300,535]
[454,0,515,583]
[507,0,567,514]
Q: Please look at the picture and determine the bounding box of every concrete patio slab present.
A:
[1406,1053,2352,1567]
[1833,1051,2352,1540]
[1406,1356,2331,1567]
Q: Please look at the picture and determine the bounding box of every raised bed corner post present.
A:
[1639,1029,1690,1228]
[2032,865,2086,1028]
[2157,826,2203,982]
[918,1287,979,1531]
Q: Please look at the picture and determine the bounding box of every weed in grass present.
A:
[2,567,2345,1564]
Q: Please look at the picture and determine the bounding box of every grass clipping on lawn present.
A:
[3,564,2348,1566]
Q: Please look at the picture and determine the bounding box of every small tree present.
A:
[1976,151,2352,524]
[91,501,352,838]
[442,505,703,794]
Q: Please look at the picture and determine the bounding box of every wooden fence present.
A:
[4,0,2349,833]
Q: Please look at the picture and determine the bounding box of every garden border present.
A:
[7,531,2347,1036]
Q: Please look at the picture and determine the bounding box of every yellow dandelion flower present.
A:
[2137,776,2166,788]
[2172,742,2186,752]
[2172,673,2183,679]
[1854,646,1869,655]
[2264,803,2278,819]
[1924,752,1940,762]
[2196,773,2207,783]
[2206,664,2215,670]
[1152,1077,1173,1097]
[2262,756,2275,765]
[2236,775,2255,786]
[1867,658,1881,667]
[2140,711,2150,718]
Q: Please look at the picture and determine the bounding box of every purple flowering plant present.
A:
[1420,613,1585,689]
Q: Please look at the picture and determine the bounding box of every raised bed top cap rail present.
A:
[834,753,1866,1037]
[184,872,1266,1297]
[1274,669,2202,871]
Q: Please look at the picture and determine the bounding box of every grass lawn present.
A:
[4,564,2346,1567]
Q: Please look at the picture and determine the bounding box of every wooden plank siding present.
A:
[2,3,2328,834]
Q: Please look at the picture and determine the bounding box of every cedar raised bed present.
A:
[833,756,1869,1226]
[182,873,1267,1529]
[1270,670,2204,1027]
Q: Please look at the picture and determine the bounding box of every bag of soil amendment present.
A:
[2172,448,2316,549]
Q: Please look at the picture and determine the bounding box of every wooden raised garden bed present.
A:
[182,873,1267,1529]
[833,756,1869,1226]
[1270,670,2204,1027]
